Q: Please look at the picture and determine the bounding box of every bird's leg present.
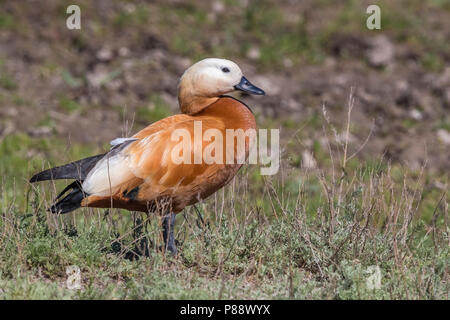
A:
[162,212,177,255]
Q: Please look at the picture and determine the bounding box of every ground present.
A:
[0,0,448,299]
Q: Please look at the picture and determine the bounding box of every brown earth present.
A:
[0,0,449,173]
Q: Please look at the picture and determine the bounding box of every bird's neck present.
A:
[178,80,221,114]
[195,96,257,131]
[179,95,219,115]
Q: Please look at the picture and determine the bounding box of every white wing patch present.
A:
[110,137,138,146]
[83,132,168,196]
[82,152,134,197]
[82,137,140,196]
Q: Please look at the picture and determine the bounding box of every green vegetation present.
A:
[136,94,173,123]
[0,12,15,30]
[59,96,81,114]
[0,104,447,299]
[0,62,17,91]
[0,0,448,300]
[0,152,447,299]
[143,0,449,71]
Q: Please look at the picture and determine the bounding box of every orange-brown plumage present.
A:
[30,58,265,254]
[31,58,264,220]
[82,96,256,213]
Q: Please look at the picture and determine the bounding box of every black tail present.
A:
[30,154,105,214]
[29,140,137,214]
[49,181,85,214]
[29,154,105,183]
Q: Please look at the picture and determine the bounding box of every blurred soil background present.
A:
[0,0,448,299]
[0,0,448,173]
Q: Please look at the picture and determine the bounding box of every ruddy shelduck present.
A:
[30,58,265,254]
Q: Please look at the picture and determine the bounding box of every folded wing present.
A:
[82,115,227,203]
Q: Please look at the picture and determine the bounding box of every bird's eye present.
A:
[221,67,230,73]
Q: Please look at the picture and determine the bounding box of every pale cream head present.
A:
[178,58,264,115]
[178,58,242,114]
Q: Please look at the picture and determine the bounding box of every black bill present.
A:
[234,76,265,95]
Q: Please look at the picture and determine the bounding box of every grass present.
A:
[0,0,448,300]
[59,96,81,114]
[0,12,15,30]
[0,61,17,91]
[0,94,448,300]
[0,157,447,299]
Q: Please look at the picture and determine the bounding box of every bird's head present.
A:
[178,58,264,114]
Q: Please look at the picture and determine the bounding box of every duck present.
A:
[29,58,265,254]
